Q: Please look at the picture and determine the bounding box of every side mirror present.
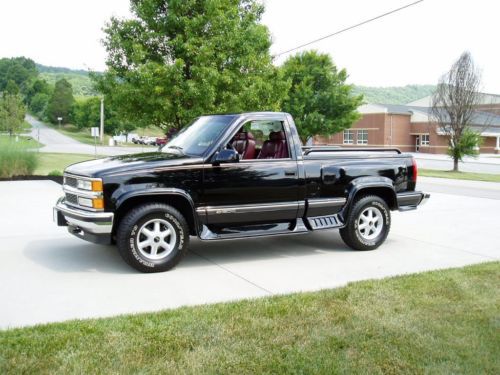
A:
[213,149,240,165]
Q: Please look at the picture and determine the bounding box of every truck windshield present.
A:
[162,115,235,156]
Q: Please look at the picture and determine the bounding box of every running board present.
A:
[306,214,344,230]
[199,219,309,240]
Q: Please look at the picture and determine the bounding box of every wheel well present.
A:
[113,195,198,236]
[351,186,397,210]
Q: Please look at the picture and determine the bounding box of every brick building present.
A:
[315,93,500,154]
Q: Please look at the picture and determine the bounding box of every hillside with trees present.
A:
[2,56,436,141]
[36,62,436,105]
[36,64,97,97]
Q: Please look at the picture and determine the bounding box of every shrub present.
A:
[48,170,62,176]
[0,143,39,178]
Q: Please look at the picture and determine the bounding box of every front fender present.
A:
[114,187,196,210]
[113,187,201,236]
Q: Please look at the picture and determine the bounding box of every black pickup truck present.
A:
[54,112,429,272]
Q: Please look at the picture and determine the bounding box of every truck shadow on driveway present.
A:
[23,230,351,274]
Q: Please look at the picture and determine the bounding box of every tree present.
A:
[280,51,363,144]
[72,97,101,129]
[0,57,38,93]
[0,93,26,136]
[5,80,20,95]
[30,93,50,116]
[431,52,484,171]
[72,96,134,140]
[46,78,74,124]
[25,78,52,106]
[94,0,288,131]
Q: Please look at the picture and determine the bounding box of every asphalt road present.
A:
[26,115,157,156]
[412,153,500,174]
[418,176,500,200]
[0,179,498,329]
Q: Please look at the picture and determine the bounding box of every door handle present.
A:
[284,169,297,176]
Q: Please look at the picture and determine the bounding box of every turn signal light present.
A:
[92,180,103,192]
[92,198,104,209]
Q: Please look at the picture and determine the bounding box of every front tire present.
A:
[340,195,391,251]
[116,203,189,273]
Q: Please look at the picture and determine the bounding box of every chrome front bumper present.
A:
[54,197,114,244]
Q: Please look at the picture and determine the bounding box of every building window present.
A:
[421,134,430,146]
[343,130,354,144]
[357,130,368,145]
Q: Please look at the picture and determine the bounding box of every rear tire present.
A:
[116,203,189,273]
[340,195,391,251]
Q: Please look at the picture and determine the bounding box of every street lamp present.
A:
[57,117,63,128]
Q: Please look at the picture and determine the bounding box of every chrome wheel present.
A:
[136,219,177,260]
[357,207,383,240]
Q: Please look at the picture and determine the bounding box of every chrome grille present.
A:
[64,176,78,188]
[65,193,79,206]
[62,174,103,212]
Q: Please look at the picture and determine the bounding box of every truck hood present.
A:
[64,152,204,178]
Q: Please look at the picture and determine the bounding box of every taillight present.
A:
[411,157,418,182]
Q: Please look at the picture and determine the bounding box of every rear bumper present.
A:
[53,197,114,244]
[397,191,430,211]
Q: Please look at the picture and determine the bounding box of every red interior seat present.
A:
[232,131,256,159]
[257,131,289,159]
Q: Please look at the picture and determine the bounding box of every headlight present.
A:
[77,197,93,207]
[76,178,103,192]
[78,196,104,209]
[77,179,92,190]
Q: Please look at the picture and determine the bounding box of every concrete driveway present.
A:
[0,178,499,329]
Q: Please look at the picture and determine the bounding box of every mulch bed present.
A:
[0,175,63,184]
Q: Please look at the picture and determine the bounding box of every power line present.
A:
[275,0,424,57]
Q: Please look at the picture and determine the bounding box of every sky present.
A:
[0,0,499,92]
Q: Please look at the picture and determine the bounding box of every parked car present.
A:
[156,137,167,146]
[131,136,145,144]
[143,136,157,146]
[54,112,429,273]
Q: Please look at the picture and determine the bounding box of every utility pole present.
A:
[37,123,40,152]
[100,97,104,143]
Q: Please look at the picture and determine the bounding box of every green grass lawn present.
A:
[52,124,113,146]
[0,134,43,148]
[420,169,500,183]
[34,153,102,175]
[1,262,498,374]
[21,121,33,132]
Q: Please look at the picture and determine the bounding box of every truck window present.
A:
[232,120,290,160]
[163,115,235,156]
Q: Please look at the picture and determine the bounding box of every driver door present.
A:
[201,118,300,225]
